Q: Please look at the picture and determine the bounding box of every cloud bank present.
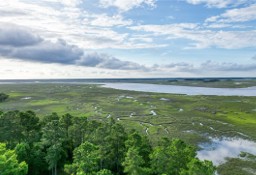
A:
[0,24,147,71]
[1,23,255,75]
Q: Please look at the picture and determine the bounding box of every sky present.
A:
[0,0,256,79]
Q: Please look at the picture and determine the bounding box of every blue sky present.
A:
[0,0,256,79]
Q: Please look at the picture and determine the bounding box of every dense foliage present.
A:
[0,143,28,175]
[0,93,8,102]
[0,110,216,175]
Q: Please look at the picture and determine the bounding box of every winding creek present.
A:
[102,83,256,166]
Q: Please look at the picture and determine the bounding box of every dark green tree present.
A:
[15,142,30,165]
[150,138,215,175]
[101,119,127,174]
[122,147,150,175]
[29,143,48,175]
[41,113,67,175]
[60,113,73,135]
[0,111,23,146]
[68,116,88,147]
[19,111,41,144]
[125,130,152,166]
[64,141,100,174]
[0,93,8,102]
[59,113,74,163]
[150,138,196,175]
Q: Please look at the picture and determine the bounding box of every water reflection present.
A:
[197,137,256,165]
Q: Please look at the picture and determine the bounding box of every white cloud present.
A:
[155,60,256,74]
[205,23,231,28]
[129,35,153,43]
[77,52,149,70]
[0,0,158,50]
[221,6,256,22]
[186,0,251,8]
[204,5,256,29]
[0,23,42,46]
[206,4,256,23]
[198,137,256,165]
[130,23,199,36]
[0,24,151,71]
[200,60,256,71]
[90,14,133,27]
[205,23,250,29]
[0,58,130,79]
[188,30,256,49]
[41,0,82,6]
[130,24,256,49]
[99,0,156,12]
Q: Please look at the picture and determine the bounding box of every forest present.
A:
[0,109,215,175]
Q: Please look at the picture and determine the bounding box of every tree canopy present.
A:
[0,143,28,175]
[0,110,216,175]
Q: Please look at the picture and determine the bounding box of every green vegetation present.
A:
[0,143,28,175]
[0,110,215,175]
[0,83,256,175]
[0,93,8,102]
[218,153,256,175]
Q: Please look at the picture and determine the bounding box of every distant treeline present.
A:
[1,77,255,84]
[0,110,216,175]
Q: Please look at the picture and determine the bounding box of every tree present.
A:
[15,142,48,175]
[19,111,41,144]
[150,138,215,175]
[122,147,150,175]
[28,143,48,175]
[60,113,74,163]
[125,130,152,167]
[60,113,73,136]
[15,142,30,164]
[0,111,23,146]
[96,169,113,175]
[0,111,40,146]
[0,93,8,102]
[0,143,28,175]
[180,158,216,175]
[101,119,127,174]
[64,141,100,175]
[41,113,67,175]
[68,116,88,147]
[150,138,196,175]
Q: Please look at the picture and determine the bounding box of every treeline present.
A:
[0,110,216,175]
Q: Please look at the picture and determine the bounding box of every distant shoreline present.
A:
[1,77,256,89]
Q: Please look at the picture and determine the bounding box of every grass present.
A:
[218,154,256,175]
[0,83,256,175]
